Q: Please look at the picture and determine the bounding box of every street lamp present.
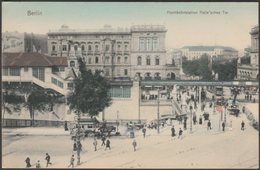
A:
[189,105,193,133]
[75,111,81,165]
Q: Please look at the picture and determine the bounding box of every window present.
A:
[152,38,158,50]
[59,67,65,72]
[139,38,145,51]
[105,68,110,76]
[124,56,128,64]
[10,68,20,76]
[106,45,110,51]
[124,69,128,76]
[88,45,92,51]
[74,45,78,51]
[109,86,131,98]
[70,61,75,67]
[155,56,160,65]
[3,68,8,75]
[32,67,44,81]
[52,45,56,51]
[95,56,99,64]
[117,56,121,64]
[105,56,110,64]
[62,45,67,51]
[146,38,152,51]
[118,45,121,50]
[88,57,92,64]
[125,45,128,50]
[146,56,151,65]
[95,45,99,51]
[81,45,85,51]
[137,56,142,65]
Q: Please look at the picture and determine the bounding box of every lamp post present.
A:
[157,89,160,134]
[189,105,193,133]
[76,111,81,165]
[116,110,119,133]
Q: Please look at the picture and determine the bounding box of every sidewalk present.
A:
[2,127,71,136]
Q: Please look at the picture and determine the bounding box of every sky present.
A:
[2,2,259,55]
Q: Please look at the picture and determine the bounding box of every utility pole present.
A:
[76,111,81,165]
[190,105,193,133]
[157,89,160,134]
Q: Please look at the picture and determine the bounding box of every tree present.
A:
[24,89,52,126]
[67,57,112,165]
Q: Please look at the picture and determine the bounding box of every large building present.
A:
[237,25,259,80]
[47,25,180,81]
[180,45,238,61]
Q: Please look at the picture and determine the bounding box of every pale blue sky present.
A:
[2,2,258,54]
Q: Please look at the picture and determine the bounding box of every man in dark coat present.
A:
[25,157,31,168]
[178,128,183,139]
[142,127,146,138]
[241,121,245,130]
[105,139,111,150]
[199,115,203,125]
[101,136,106,146]
[207,120,212,130]
[45,153,52,167]
[222,122,225,132]
[171,126,176,138]
[183,120,187,130]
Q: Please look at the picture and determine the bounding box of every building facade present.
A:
[180,46,238,61]
[47,25,180,81]
[237,25,259,80]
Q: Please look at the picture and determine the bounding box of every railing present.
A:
[2,118,64,128]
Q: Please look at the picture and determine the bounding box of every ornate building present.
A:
[47,25,180,81]
[237,25,259,80]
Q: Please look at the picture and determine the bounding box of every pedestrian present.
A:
[101,135,106,146]
[64,121,68,131]
[222,122,225,132]
[242,106,245,113]
[193,115,197,125]
[250,95,252,101]
[253,98,256,103]
[25,157,31,168]
[178,116,183,124]
[93,138,98,151]
[132,139,137,152]
[105,139,111,150]
[68,155,75,168]
[45,153,52,167]
[73,142,77,151]
[199,115,203,125]
[171,125,176,139]
[77,141,82,152]
[183,120,187,130]
[36,160,41,168]
[142,127,146,138]
[178,128,183,139]
[241,121,245,130]
[207,120,212,130]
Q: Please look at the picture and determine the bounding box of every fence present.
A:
[2,119,64,128]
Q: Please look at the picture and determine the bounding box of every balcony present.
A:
[51,51,58,56]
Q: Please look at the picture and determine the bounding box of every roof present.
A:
[181,46,238,52]
[2,53,68,67]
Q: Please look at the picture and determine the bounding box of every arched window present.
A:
[146,56,151,65]
[74,45,78,51]
[81,45,85,51]
[124,56,128,64]
[52,45,56,51]
[95,45,99,51]
[155,56,160,65]
[88,57,92,64]
[88,45,92,51]
[137,56,142,65]
[117,56,121,64]
[118,45,121,50]
[154,72,161,80]
[95,56,99,64]
[70,61,75,67]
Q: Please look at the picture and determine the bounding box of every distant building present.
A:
[2,32,48,53]
[237,25,259,80]
[47,25,180,81]
[180,45,238,61]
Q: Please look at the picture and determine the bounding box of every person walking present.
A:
[93,138,98,151]
[68,155,75,168]
[105,139,111,150]
[45,153,52,167]
[36,160,41,168]
[25,157,31,168]
[132,139,137,152]
[178,128,183,139]
[73,142,77,152]
[207,120,212,130]
[242,106,245,113]
[142,127,146,138]
[241,120,245,130]
[171,125,176,139]
[199,115,203,125]
[222,122,225,132]
[101,136,106,146]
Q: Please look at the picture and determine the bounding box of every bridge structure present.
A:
[140,80,259,87]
